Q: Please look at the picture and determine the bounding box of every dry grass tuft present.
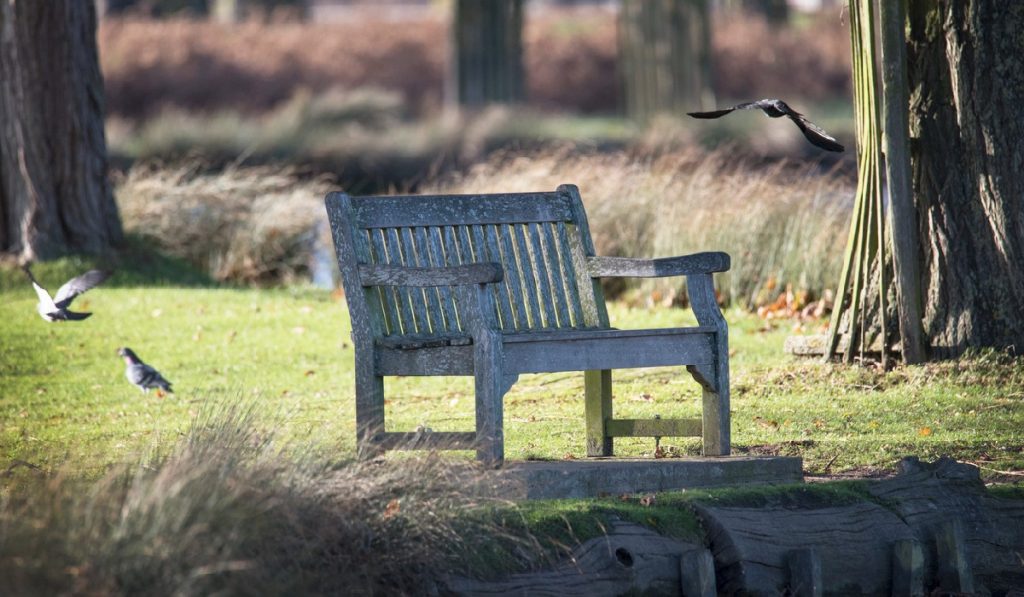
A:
[427,145,853,307]
[0,401,506,595]
[115,164,332,284]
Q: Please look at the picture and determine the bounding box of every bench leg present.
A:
[354,352,386,460]
[585,369,613,457]
[700,351,730,457]
[474,330,506,466]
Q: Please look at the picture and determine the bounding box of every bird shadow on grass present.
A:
[0,234,216,292]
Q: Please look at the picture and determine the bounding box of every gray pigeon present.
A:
[688,98,845,153]
[24,266,112,321]
[118,347,174,395]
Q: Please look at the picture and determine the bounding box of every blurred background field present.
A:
[5,3,1024,594]
[97,0,858,308]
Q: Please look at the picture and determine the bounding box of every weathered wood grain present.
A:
[441,521,704,596]
[695,500,915,595]
[605,418,701,438]
[867,457,1024,594]
[687,273,729,456]
[358,263,503,287]
[587,253,731,278]
[351,192,574,228]
[891,539,925,597]
[326,186,732,464]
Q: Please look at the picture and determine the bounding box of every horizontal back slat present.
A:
[351,192,574,228]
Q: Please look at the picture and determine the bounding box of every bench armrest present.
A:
[587,252,730,278]
[358,262,504,287]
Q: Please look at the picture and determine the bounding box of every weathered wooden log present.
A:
[787,548,822,597]
[890,539,925,597]
[867,456,1024,594]
[441,521,703,596]
[694,499,915,595]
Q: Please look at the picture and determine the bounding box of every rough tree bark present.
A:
[906,1,1024,357]
[0,0,122,261]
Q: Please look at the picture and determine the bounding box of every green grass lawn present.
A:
[2,265,1022,479]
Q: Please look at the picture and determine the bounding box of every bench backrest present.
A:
[326,185,610,343]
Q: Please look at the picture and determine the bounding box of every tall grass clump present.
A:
[0,401,500,595]
[115,164,332,284]
[427,146,854,307]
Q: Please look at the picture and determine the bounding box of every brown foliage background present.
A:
[99,8,851,120]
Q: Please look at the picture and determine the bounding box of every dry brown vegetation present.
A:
[99,9,851,119]
[115,164,333,284]
[0,403,512,595]
[110,145,853,298]
[428,145,853,307]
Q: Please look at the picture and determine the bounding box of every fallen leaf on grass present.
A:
[632,393,654,402]
[918,427,932,436]
[304,370,316,377]
[383,498,400,519]
[562,453,577,460]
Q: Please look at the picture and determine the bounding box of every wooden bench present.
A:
[325,184,730,465]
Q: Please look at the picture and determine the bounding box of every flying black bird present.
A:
[687,99,845,153]
[24,266,112,321]
[118,347,174,395]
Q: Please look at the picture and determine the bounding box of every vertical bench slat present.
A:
[487,224,527,330]
[471,224,516,331]
[443,225,468,332]
[539,221,573,328]
[497,224,531,329]
[367,229,401,334]
[528,222,559,328]
[398,227,433,333]
[512,223,545,329]
[556,221,587,327]
[564,185,611,328]
[381,228,416,334]
[564,221,603,327]
[427,226,459,333]
[412,226,447,332]
[385,226,425,333]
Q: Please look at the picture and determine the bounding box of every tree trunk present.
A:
[741,0,789,25]
[0,0,122,261]
[619,0,714,122]
[906,1,1024,357]
[448,0,524,108]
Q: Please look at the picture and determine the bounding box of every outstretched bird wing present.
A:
[54,270,112,308]
[787,113,845,153]
[686,107,738,119]
[23,267,58,312]
[687,98,844,152]
[688,99,777,119]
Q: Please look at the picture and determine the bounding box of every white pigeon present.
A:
[23,266,112,322]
